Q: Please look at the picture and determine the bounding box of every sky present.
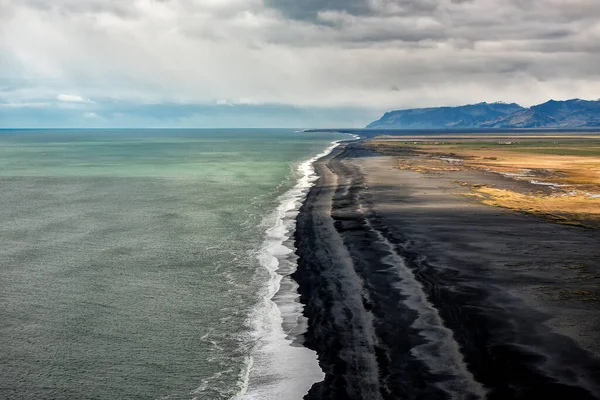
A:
[1,0,600,128]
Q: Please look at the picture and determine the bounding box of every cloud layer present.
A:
[1,0,599,126]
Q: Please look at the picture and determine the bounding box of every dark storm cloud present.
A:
[264,0,371,20]
[262,0,600,48]
[265,0,440,21]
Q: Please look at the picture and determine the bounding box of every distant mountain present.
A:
[485,99,600,128]
[367,99,600,129]
[367,102,524,129]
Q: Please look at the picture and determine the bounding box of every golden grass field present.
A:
[366,136,600,228]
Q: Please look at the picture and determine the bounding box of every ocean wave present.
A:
[239,135,355,400]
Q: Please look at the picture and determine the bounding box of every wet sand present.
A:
[294,141,600,399]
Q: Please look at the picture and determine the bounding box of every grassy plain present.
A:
[366,135,600,227]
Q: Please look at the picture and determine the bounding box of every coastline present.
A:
[294,141,600,399]
[242,136,357,400]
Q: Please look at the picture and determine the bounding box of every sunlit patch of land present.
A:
[366,135,600,228]
[464,186,600,228]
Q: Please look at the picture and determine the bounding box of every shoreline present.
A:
[242,137,356,400]
[294,141,600,399]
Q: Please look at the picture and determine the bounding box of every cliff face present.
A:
[367,99,600,129]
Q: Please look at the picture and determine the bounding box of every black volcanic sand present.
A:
[293,142,600,400]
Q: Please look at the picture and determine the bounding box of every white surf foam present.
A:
[238,134,357,400]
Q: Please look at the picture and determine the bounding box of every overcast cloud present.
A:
[1,0,599,127]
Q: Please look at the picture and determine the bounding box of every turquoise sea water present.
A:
[0,129,346,399]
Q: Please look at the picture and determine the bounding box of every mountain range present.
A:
[366,99,600,129]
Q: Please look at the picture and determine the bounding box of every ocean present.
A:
[0,129,349,399]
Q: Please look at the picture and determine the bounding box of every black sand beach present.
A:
[294,141,600,399]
